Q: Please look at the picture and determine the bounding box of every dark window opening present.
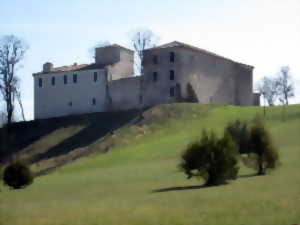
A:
[94,72,98,82]
[139,95,143,104]
[170,70,175,80]
[69,102,72,106]
[38,78,42,87]
[153,72,158,82]
[153,55,158,64]
[170,87,175,97]
[51,77,55,86]
[73,74,77,83]
[170,52,175,62]
[64,75,68,84]
[92,98,96,105]
[176,83,181,98]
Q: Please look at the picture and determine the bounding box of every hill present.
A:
[0,103,300,225]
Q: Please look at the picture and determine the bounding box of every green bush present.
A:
[3,160,34,189]
[248,120,279,175]
[179,131,239,186]
[225,120,250,154]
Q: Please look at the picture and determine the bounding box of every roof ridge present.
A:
[145,41,254,68]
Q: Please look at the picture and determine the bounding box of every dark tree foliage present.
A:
[3,160,33,189]
[248,120,279,175]
[179,131,239,186]
[225,120,250,154]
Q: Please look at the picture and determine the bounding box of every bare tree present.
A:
[257,76,278,106]
[14,78,26,121]
[130,29,159,75]
[276,66,294,105]
[129,29,159,113]
[0,35,28,127]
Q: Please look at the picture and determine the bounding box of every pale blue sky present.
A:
[1,0,300,120]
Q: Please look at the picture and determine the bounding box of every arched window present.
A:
[170,86,175,97]
[38,78,43,87]
[170,70,175,80]
[94,72,98,82]
[64,75,68,84]
[73,74,77,83]
[170,52,175,62]
[153,72,158,82]
[51,77,55,86]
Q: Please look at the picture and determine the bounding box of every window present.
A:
[170,52,175,63]
[94,72,98,82]
[51,77,55,86]
[176,83,181,98]
[73,74,77,83]
[170,86,175,97]
[92,98,96,105]
[64,75,68,84]
[153,55,158,64]
[153,72,158,82]
[170,70,175,80]
[38,78,43,87]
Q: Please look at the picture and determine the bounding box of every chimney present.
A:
[43,62,53,73]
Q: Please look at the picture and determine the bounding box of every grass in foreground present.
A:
[0,104,299,225]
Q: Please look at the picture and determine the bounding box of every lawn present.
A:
[1,104,299,225]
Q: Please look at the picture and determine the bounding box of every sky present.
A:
[1,0,300,120]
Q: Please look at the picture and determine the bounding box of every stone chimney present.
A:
[43,62,53,73]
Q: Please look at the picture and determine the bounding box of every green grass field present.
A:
[1,104,300,225]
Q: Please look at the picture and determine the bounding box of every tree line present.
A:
[257,66,295,106]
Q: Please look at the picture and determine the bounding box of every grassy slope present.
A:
[1,104,299,225]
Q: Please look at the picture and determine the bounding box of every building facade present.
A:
[33,42,259,119]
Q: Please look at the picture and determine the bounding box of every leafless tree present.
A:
[257,76,278,106]
[130,29,159,75]
[0,35,28,127]
[276,66,294,105]
[14,78,26,121]
[129,29,159,113]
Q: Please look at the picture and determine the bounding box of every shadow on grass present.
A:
[238,174,258,179]
[30,109,139,164]
[152,174,260,193]
[152,184,209,193]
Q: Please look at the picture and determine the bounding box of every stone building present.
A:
[33,41,259,119]
[142,41,256,106]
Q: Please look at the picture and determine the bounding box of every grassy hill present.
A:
[0,103,299,225]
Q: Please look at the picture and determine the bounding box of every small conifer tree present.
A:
[225,120,250,154]
[179,131,239,186]
[248,120,279,175]
[3,159,34,189]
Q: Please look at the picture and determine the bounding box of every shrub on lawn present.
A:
[179,131,239,186]
[225,120,250,154]
[3,159,34,189]
[248,120,279,175]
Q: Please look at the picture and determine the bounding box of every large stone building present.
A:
[33,41,259,119]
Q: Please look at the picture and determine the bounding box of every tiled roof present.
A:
[33,63,106,75]
[145,41,254,68]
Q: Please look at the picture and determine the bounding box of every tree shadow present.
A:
[238,174,258,179]
[152,184,209,193]
[29,109,139,164]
